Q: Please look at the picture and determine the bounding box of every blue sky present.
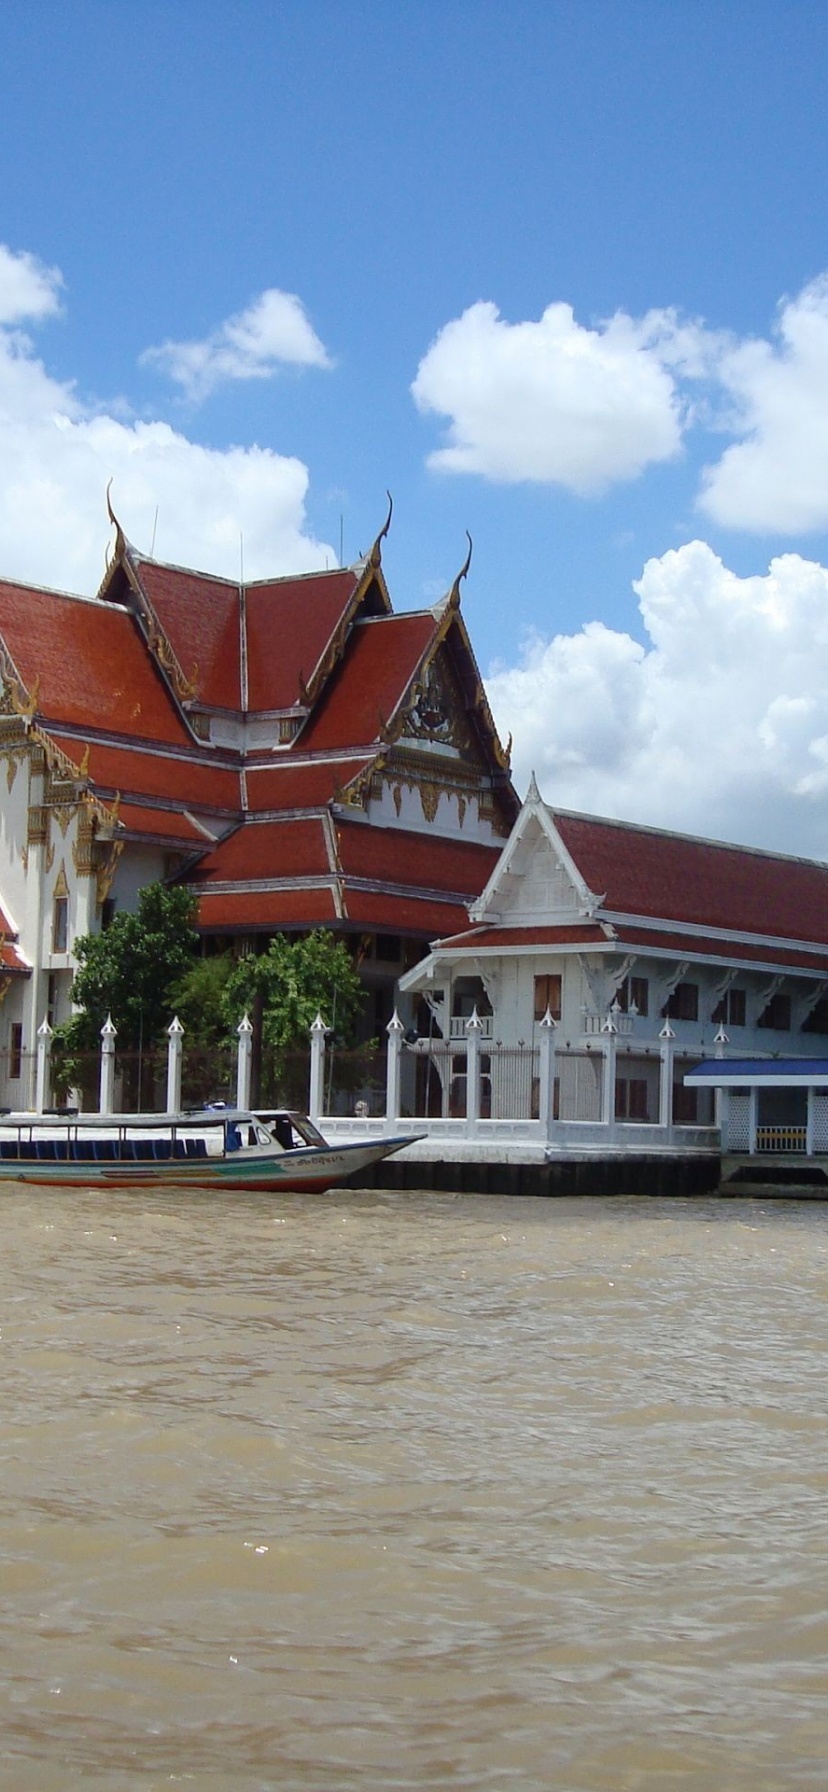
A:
[4,3,828,853]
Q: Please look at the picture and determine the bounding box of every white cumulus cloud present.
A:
[412,299,711,494]
[699,275,828,532]
[142,287,332,400]
[0,246,334,594]
[487,541,828,858]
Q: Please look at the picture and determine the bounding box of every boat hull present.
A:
[0,1135,413,1193]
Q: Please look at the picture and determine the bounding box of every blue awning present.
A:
[686,1057,828,1088]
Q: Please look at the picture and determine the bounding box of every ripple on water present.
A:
[1,1189,828,1789]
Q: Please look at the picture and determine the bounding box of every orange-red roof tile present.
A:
[244,755,375,812]
[553,810,828,945]
[197,888,338,931]
[0,581,192,745]
[246,569,362,712]
[116,803,211,844]
[131,560,241,711]
[434,923,611,950]
[48,736,241,812]
[192,817,332,884]
[335,818,499,895]
[299,614,436,751]
[342,890,472,938]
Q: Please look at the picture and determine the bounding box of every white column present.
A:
[166,1015,184,1115]
[385,1010,404,1130]
[466,1007,482,1137]
[538,1008,557,1140]
[308,1012,328,1124]
[601,1013,618,1132]
[748,1085,758,1155]
[806,1086,815,1157]
[236,1012,253,1110]
[35,1017,52,1115]
[659,1020,675,1133]
[99,1014,117,1115]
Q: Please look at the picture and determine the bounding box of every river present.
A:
[1,1186,827,1789]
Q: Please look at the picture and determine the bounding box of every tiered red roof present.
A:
[0,537,515,952]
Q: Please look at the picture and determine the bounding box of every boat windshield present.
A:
[286,1114,327,1148]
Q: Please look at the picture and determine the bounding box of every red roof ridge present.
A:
[549,804,828,872]
[0,574,129,612]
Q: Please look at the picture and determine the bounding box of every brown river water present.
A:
[1,1185,827,1791]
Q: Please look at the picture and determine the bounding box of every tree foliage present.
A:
[223,931,364,1050]
[59,883,200,1053]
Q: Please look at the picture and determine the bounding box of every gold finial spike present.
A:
[448,531,473,608]
[105,479,126,560]
[369,491,393,568]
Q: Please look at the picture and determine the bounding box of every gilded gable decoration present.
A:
[368,492,393,569]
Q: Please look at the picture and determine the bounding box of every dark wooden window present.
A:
[663,982,698,1022]
[52,896,68,953]
[617,975,648,1017]
[712,987,746,1027]
[758,992,791,1031]
[9,1023,22,1079]
[534,973,562,1021]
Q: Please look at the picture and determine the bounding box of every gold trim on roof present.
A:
[369,492,393,569]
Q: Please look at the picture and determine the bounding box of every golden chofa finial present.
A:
[105,478,126,562]
[369,491,393,569]
[448,531,473,608]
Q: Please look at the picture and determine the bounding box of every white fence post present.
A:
[99,1014,117,1115]
[466,1008,482,1137]
[309,1012,328,1123]
[236,1012,253,1110]
[538,1008,557,1139]
[166,1015,184,1114]
[601,1012,618,1132]
[713,1024,728,1134]
[35,1017,52,1115]
[386,1010,404,1130]
[659,1020,675,1135]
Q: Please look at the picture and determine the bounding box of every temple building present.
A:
[0,501,517,1103]
[398,778,828,1141]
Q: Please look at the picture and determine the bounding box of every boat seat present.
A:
[0,1141,19,1159]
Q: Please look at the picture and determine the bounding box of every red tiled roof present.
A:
[197,888,338,931]
[553,810,828,946]
[614,923,828,976]
[0,899,28,972]
[299,614,436,751]
[0,938,28,972]
[244,755,375,812]
[335,818,499,895]
[342,890,472,938]
[191,816,332,884]
[246,570,362,712]
[116,803,210,844]
[131,561,240,711]
[0,582,192,745]
[49,737,241,812]
[434,922,611,951]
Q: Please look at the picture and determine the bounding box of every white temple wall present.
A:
[110,845,168,915]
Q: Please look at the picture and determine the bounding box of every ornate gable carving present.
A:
[498,827,584,918]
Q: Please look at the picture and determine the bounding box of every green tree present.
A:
[53,885,200,1103]
[223,931,365,1108]
[222,931,364,1050]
